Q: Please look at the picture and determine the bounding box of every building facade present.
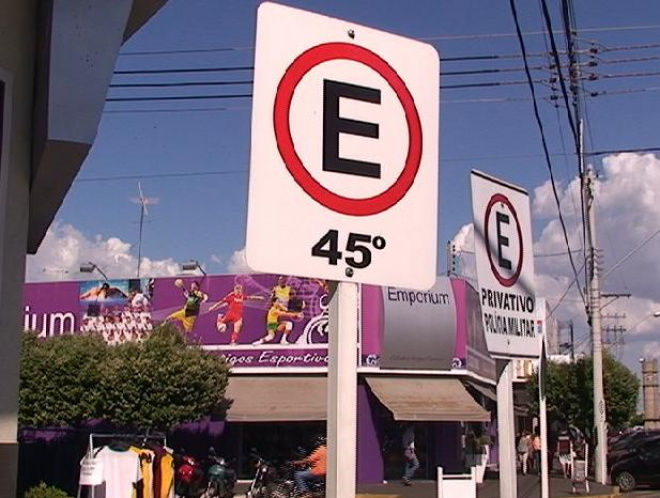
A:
[23,273,499,486]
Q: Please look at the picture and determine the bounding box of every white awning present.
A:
[366,376,490,422]
[225,375,326,422]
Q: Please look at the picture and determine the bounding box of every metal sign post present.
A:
[326,281,358,498]
[496,360,516,498]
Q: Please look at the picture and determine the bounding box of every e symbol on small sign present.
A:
[485,193,524,287]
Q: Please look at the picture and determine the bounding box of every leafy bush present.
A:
[24,482,72,498]
[19,323,231,430]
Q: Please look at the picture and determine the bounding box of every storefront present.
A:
[22,273,497,483]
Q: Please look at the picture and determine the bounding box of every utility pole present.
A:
[564,1,607,482]
[586,166,607,483]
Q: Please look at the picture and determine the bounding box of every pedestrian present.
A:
[402,424,419,486]
[556,427,573,479]
[532,430,542,475]
[517,431,530,475]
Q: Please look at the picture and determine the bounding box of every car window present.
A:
[640,439,660,459]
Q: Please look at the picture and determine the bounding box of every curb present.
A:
[356,495,400,498]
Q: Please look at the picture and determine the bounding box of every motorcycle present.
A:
[175,448,236,498]
[245,452,279,498]
[175,452,206,498]
[268,462,325,498]
[201,451,236,498]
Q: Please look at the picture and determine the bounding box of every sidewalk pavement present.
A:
[355,474,660,498]
[235,474,660,498]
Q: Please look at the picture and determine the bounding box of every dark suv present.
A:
[610,435,660,492]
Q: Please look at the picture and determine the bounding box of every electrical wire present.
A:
[116,24,660,57]
[100,81,660,112]
[74,170,248,183]
[106,93,252,102]
[540,0,579,148]
[560,0,590,300]
[109,80,253,88]
[510,0,586,307]
[548,259,588,317]
[585,147,660,156]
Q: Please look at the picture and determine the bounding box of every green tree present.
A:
[527,353,639,434]
[19,333,108,427]
[19,324,231,429]
[99,323,231,430]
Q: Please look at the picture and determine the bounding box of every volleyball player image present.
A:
[209,284,264,344]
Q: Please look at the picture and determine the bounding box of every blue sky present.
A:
[27,0,660,371]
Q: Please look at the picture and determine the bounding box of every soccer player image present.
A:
[167,279,208,333]
[209,284,264,344]
[252,297,304,345]
[270,276,292,309]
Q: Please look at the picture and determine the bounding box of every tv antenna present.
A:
[131,182,159,278]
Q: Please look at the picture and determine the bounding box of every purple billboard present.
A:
[23,274,494,378]
[23,274,330,369]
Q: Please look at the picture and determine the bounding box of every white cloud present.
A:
[210,254,223,265]
[226,248,253,274]
[26,222,181,282]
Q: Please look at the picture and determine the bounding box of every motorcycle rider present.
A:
[291,436,326,497]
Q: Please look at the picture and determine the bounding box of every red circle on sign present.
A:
[273,42,423,216]
[484,193,524,287]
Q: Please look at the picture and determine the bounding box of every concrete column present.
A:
[642,359,660,429]
[0,3,36,497]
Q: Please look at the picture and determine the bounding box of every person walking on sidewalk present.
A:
[402,424,419,486]
[531,430,542,475]
[517,431,531,475]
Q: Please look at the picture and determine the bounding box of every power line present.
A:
[116,24,660,57]
[109,80,253,88]
[74,170,247,183]
[106,93,252,102]
[585,147,660,156]
[509,0,586,307]
[540,0,579,147]
[99,85,660,112]
[114,66,254,75]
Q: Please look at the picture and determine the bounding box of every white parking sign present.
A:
[245,2,439,289]
[471,170,538,358]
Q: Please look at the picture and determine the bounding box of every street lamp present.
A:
[79,261,108,281]
[181,260,206,276]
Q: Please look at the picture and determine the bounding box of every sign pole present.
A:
[539,339,550,498]
[496,359,517,498]
[327,280,358,498]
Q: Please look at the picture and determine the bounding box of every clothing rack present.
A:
[87,432,168,457]
[79,432,169,498]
